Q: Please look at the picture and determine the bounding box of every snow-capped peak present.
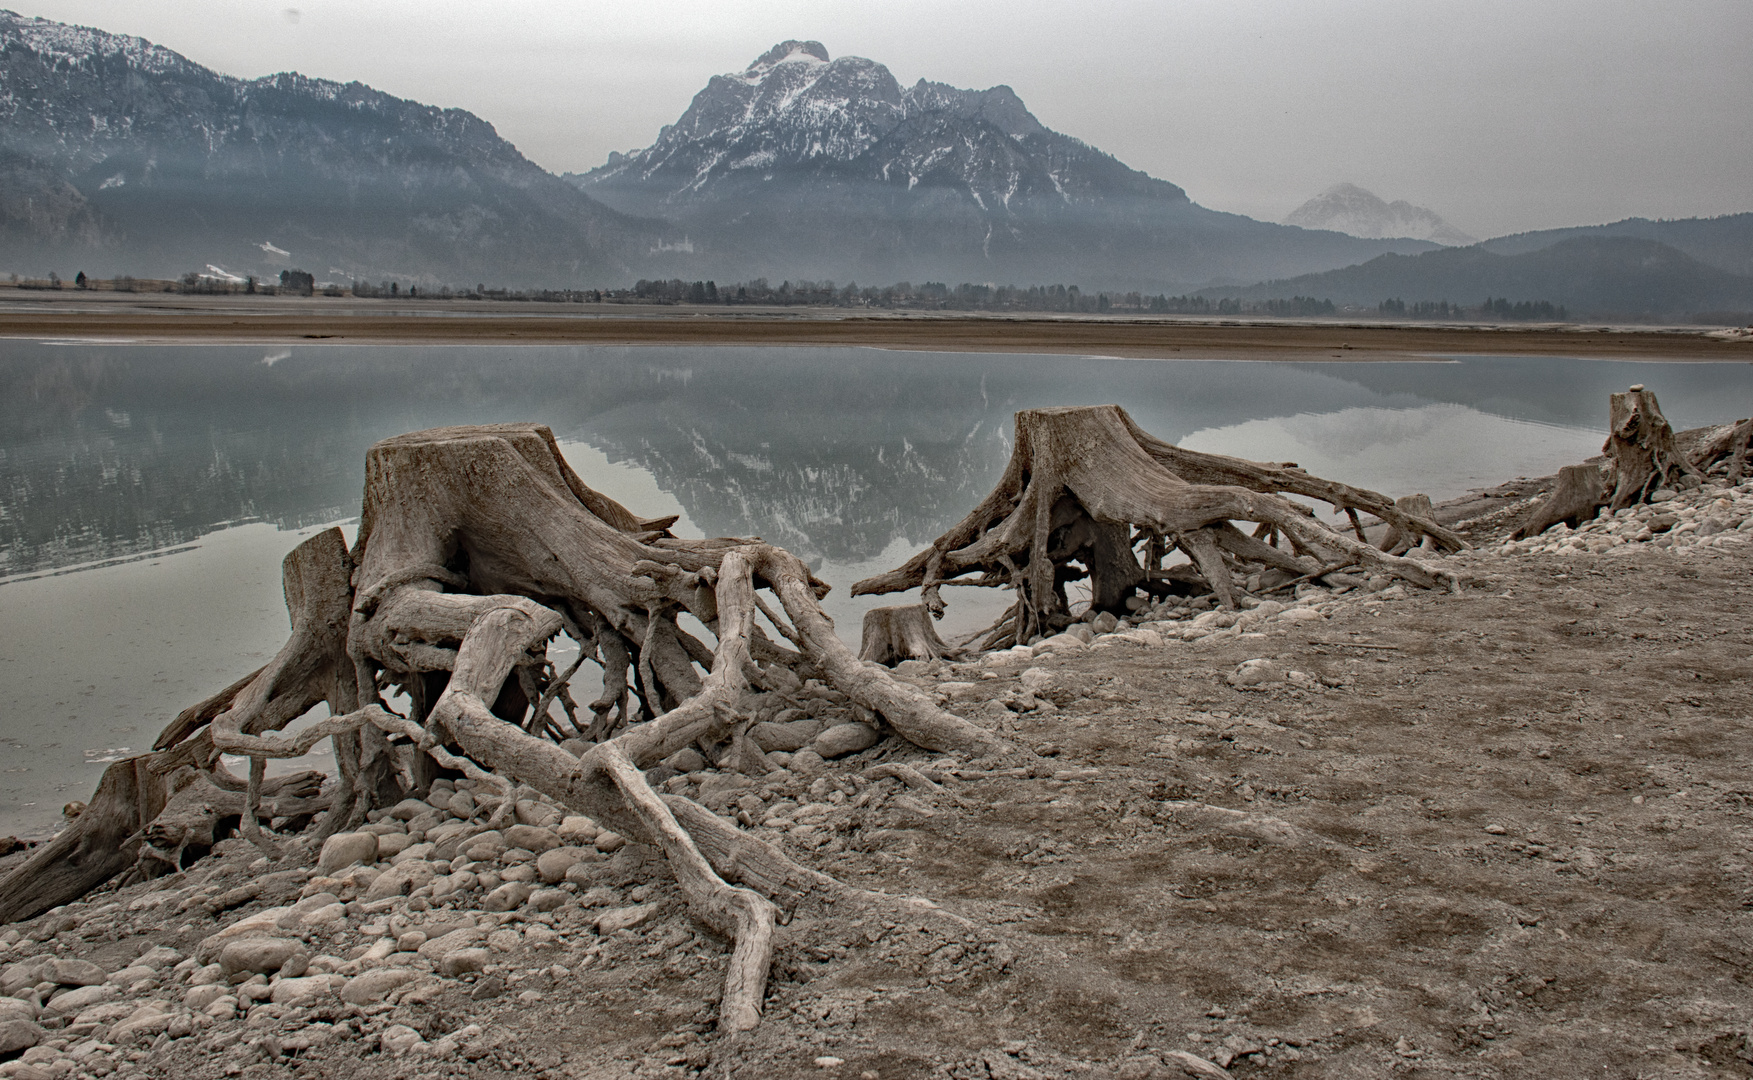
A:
[0,9,191,75]
[746,40,829,77]
[1285,183,1476,246]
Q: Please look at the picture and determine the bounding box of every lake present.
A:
[4,342,1751,837]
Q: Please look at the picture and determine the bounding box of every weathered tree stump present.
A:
[0,423,1009,1030]
[853,405,1460,645]
[1377,494,1438,554]
[1514,464,1608,539]
[1604,384,1705,509]
[1684,416,1753,483]
[859,604,956,666]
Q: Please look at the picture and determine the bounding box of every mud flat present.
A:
[2,475,1750,1079]
[2,294,1752,361]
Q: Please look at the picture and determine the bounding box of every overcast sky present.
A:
[15,0,1753,238]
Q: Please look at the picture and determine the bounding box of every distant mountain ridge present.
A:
[3,13,1748,305]
[1285,184,1475,246]
[1204,236,1753,321]
[570,41,1436,290]
[1478,213,1753,278]
[0,9,679,285]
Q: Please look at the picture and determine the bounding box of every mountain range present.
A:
[0,12,1749,315]
[0,10,681,285]
[1206,235,1753,320]
[1284,184,1476,246]
[0,18,1427,290]
[567,41,1431,290]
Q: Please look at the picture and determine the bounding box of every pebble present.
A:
[535,846,590,883]
[0,1018,45,1055]
[503,824,562,854]
[418,928,484,961]
[594,903,660,935]
[379,1023,426,1055]
[1226,659,1284,688]
[217,937,306,977]
[437,948,491,976]
[528,888,569,913]
[484,882,535,912]
[749,719,826,752]
[41,984,116,1016]
[316,831,379,872]
[339,967,419,1006]
[814,722,881,758]
[44,959,105,987]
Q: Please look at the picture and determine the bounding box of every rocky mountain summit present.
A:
[1285,184,1476,246]
[0,10,677,286]
[571,42,1433,289]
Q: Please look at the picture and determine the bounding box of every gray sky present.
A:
[15,0,1753,238]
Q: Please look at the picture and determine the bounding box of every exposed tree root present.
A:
[853,405,1461,645]
[0,423,1006,1031]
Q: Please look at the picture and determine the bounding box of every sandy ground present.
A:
[2,476,1752,1080]
[1,292,1750,361]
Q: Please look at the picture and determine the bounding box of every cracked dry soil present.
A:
[3,528,1751,1080]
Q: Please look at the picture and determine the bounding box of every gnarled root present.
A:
[853,405,1461,645]
[8,423,1006,1032]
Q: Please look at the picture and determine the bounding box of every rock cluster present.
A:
[1497,477,1753,557]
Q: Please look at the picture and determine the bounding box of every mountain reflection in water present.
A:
[7,343,1751,580]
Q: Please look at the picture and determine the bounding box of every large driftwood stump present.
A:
[860,604,957,666]
[852,405,1461,646]
[1515,464,1608,539]
[1604,384,1705,509]
[0,424,1008,1031]
[1685,415,1753,483]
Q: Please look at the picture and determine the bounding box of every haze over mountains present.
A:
[1285,184,1476,247]
[569,41,1430,290]
[0,11,1749,318]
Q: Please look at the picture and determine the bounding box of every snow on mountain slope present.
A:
[573,43,1431,289]
[1285,184,1476,246]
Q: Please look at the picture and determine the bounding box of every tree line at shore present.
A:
[5,268,1571,322]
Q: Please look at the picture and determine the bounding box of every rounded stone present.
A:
[503,824,561,853]
[594,831,626,853]
[41,984,116,1016]
[528,888,568,913]
[536,846,590,884]
[813,722,881,759]
[0,1018,46,1055]
[339,967,419,1006]
[484,881,534,912]
[317,831,380,872]
[437,948,491,976]
[217,937,307,977]
[45,958,106,987]
[269,974,340,1005]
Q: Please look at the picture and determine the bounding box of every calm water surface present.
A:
[3,343,1751,835]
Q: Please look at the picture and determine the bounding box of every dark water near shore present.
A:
[3,343,1751,836]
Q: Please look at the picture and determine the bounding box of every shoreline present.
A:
[2,297,1751,360]
[1,478,1749,1077]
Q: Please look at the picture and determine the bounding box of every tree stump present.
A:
[859,604,956,666]
[1,423,1010,1030]
[853,405,1460,645]
[1377,494,1438,554]
[1514,464,1607,539]
[1604,384,1704,509]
